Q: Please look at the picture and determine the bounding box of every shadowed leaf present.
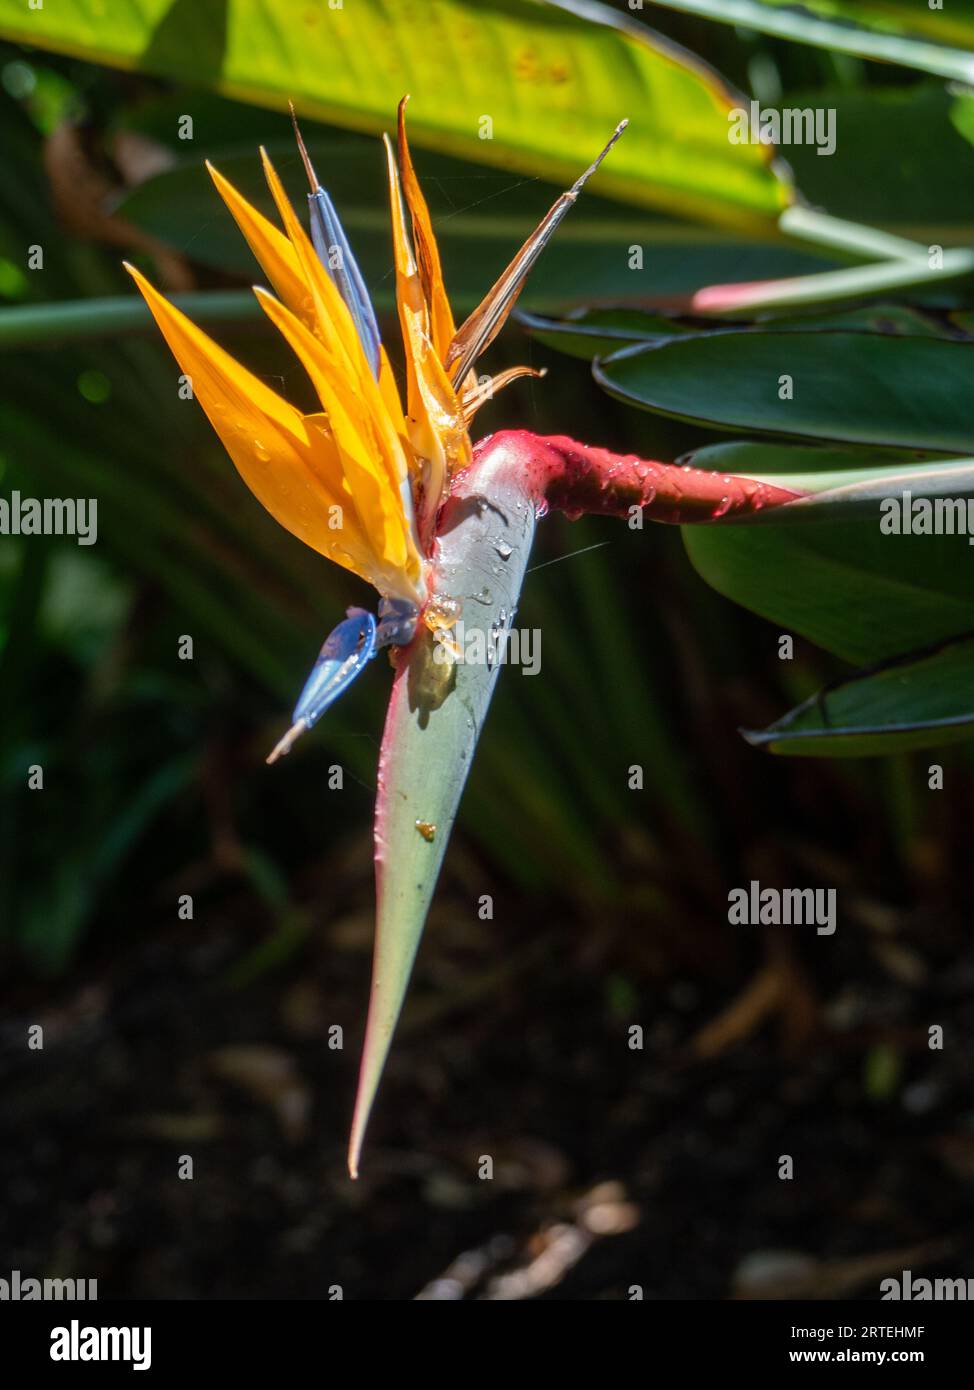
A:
[744,635,974,756]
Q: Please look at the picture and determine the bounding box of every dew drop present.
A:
[253,439,271,462]
[494,539,513,561]
[712,495,732,519]
[415,820,437,843]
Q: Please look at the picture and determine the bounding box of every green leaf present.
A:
[629,0,974,83]
[743,635,974,757]
[595,331,974,451]
[688,250,974,315]
[519,305,716,358]
[0,0,790,226]
[0,290,259,349]
[521,302,974,361]
[683,437,969,497]
[776,87,974,239]
[683,519,974,665]
[675,440,974,524]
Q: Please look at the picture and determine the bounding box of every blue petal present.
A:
[293,607,377,729]
[308,188,382,379]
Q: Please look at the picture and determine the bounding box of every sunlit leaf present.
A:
[633,0,974,82]
[0,0,790,226]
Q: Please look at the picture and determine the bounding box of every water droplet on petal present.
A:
[415,820,437,843]
[494,539,513,560]
[253,439,271,462]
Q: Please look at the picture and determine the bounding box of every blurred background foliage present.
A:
[0,0,973,1301]
[0,0,971,974]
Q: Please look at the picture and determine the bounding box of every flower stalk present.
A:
[463,430,802,523]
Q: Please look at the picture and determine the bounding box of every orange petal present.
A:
[259,148,414,490]
[447,120,629,387]
[396,96,455,364]
[125,262,380,586]
[206,162,312,331]
[254,287,423,591]
[384,134,470,539]
[461,365,546,425]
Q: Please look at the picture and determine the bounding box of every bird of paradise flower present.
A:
[128,100,626,754]
[128,99,802,1176]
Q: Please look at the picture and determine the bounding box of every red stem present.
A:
[459,430,802,523]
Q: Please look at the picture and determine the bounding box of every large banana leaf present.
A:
[0,0,789,227]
